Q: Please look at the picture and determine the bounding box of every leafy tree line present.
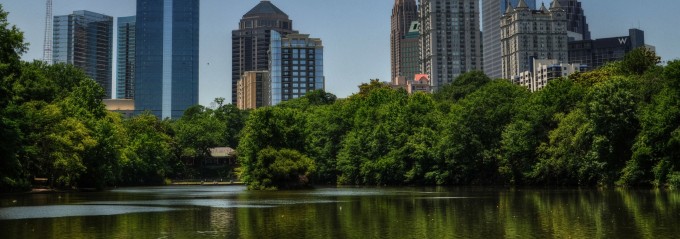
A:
[3,5,680,192]
[239,48,680,190]
[0,6,248,192]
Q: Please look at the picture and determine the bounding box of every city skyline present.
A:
[2,0,680,105]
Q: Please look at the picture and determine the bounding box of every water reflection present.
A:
[0,205,176,220]
[0,187,678,238]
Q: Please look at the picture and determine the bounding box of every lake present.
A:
[1,186,679,238]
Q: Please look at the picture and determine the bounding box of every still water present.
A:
[1,186,679,238]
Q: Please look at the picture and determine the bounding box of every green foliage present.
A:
[119,112,174,185]
[439,80,529,185]
[620,47,661,75]
[246,148,316,190]
[500,79,587,184]
[433,71,491,102]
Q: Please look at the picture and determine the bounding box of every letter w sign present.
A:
[618,38,628,45]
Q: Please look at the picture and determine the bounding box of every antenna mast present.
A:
[42,0,53,64]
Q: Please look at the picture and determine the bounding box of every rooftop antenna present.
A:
[42,0,53,64]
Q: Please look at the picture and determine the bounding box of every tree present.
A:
[620,47,661,76]
[433,71,491,102]
[120,112,174,185]
[238,106,306,187]
[0,4,28,106]
[500,79,586,184]
[438,80,529,185]
[246,148,316,190]
[0,4,29,192]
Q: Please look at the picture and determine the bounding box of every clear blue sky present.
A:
[2,0,679,106]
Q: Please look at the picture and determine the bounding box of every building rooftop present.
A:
[245,1,288,17]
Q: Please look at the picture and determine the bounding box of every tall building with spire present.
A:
[391,0,418,81]
[501,0,568,80]
[420,0,482,91]
[482,0,536,79]
[232,0,296,105]
[135,0,200,119]
[53,10,113,98]
[557,0,590,41]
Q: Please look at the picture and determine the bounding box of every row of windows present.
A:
[283,66,314,71]
[282,77,317,83]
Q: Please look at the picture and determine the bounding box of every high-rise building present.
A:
[482,0,536,79]
[232,1,296,105]
[53,10,113,98]
[400,21,421,82]
[558,0,590,41]
[420,0,482,91]
[117,16,135,100]
[518,59,586,92]
[569,29,648,70]
[500,0,568,80]
[391,0,418,81]
[269,31,324,106]
[237,71,270,110]
[135,0,199,119]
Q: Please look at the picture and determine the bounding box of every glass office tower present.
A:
[117,16,136,100]
[269,31,324,106]
[135,0,199,119]
[53,10,113,98]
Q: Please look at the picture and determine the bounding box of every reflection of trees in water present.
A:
[2,188,680,238]
[233,189,680,238]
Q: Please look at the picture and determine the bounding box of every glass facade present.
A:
[270,31,324,106]
[400,21,420,81]
[116,16,135,99]
[135,0,199,119]
[232,1,295,105]
[569,29,645,70]
[270,31,282,105]
[53,10,113,98]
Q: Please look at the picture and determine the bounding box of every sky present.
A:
[1,0,679,106]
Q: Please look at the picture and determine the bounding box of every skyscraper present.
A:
[53,10,113,98]
[391,0,418,81]
[232,1,296,105]
[482,0,536,79]
[400,21,421,81]
[558,0,590,41]
[500,0,568,80]
[117,16,135,100]
[269,31,324,106]
[420,0,482,91]
[135,0,199,119]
